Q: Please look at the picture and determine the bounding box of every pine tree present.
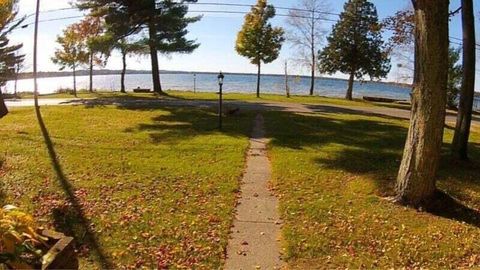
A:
[0,0,24,118]
[78,0,200,94]
[318,0,390,100]
[447,47,463,110]
[111,37,147,93]
[235,0,285,98]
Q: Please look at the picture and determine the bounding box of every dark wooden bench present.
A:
[133,87,151,93]
[363,96,406,103]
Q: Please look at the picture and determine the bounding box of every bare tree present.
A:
[285,0,329,96]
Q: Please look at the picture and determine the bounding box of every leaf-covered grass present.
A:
[264,110,480,268]
[0,105,253,269]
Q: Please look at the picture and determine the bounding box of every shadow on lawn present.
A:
[266,111,480,228]
[69,95,480,228]
[34,107,113,268]
[134,107,252,144]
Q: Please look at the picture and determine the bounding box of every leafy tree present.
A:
[395,0,449,207]
[0,0,24,118]
[52,24,89,97]
[74,16,106,93]
[318,0,390,100]
[235,0,285,98]
[447,47,462,110]
[285,0,329,95]
[452,0,476,161]
[78,0,201,94]
[383,9,414,82]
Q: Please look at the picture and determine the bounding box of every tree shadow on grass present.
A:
[34,107,113,268]
[133,107,253,144]
[266,110,480,228]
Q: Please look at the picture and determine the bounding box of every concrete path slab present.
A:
[224,114,284,270]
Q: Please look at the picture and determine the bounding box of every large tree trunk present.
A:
[148,20,162,94]
[346,69,354,100]
[0,89,8,118]
[452,0,476,160]
[73,64,77,98]
[89,52,93,93]
[121,51,127,93]
[256,62,261,98]
[395,0,449,207]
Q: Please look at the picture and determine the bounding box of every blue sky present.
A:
[10,0,479,88]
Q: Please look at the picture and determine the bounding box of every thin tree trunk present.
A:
[14,72,18,98]
[33,0,40,112]
[346,69,354,100]
[310,9,315,96]
[395,0,449,207]
[89,52,93,93]
[121,51,127,93]
[148,20,162,93]
[73,64,77,98]
[452,0,476,160]
[256,62,261,98]
[0,88,8,118]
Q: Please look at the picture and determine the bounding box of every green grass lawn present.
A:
[16,89,377,108]
[0,105,253,269]
[265,110,480,268]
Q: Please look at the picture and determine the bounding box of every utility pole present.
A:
[285,60,290,98]
[193,73,196,93]
[33,0,40,111]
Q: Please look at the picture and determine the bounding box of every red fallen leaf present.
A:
[347,245,356,257]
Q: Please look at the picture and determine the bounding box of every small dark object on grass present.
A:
[133,87,151,93]
[227,107,240,116]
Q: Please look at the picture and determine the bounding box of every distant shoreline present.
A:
[16,69,413,89]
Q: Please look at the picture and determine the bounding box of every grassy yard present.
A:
[0,105,253,268]
[265,110,480,268]
[16,90,377,108]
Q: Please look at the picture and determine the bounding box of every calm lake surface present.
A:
[5,73,413,100]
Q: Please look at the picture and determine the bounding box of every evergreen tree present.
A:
[0,0,24,118]
[110,37,147,93]
[78,0,201,94]
[447,47,463,110]
[318,0,390,100]
[235,0,285,98]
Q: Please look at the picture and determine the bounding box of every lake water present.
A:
[4,73,412,100]
[5,72,480,110]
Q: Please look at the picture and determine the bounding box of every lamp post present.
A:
[217,71,224,130]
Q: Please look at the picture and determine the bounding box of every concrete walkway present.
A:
[6,97,480,126]
[224,114,284,270]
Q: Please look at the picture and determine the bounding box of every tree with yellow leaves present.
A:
[235,0,284,98]
[52,24,89,97]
